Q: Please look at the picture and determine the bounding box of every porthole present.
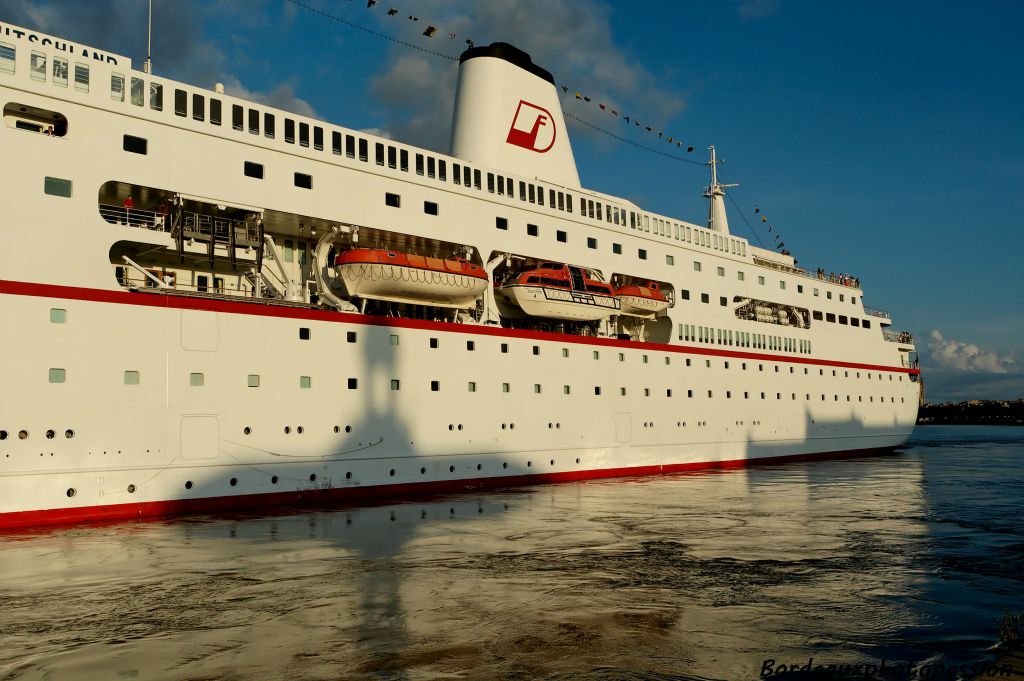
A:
[548,422,553,429]
[309,473,317,482]
[229,477,237,487]
[333,425,340,433]
[66,488,76,498]
[476,464,482,471]
[127,484,136,493]
[243,426,252,435]
[527,460,532,467]
[457,424,463,431]
[284,426,291,434]
[550,459,555,466]
[297,426,304,434]
[449,465,455,472]
[185,481,193,490]
[510,423,515,430]
[65,429,74,439]
[420,467,426,474]
[0,430,7,440]
[18,430,28,440]
[501,423,507,430]
[449,424,454,431]
[389,469,396,477]
[575,458,580,464]
[45,429,55,439]
[271,475,279,484]
[345,471,352,479]
[556,423,560,429]
[345,425,352,433]
[502,462,508,469]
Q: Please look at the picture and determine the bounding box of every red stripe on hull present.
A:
[0,279,920,376]
[0,446,897,531]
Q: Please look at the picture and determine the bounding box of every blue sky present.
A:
[3,0,1022,401]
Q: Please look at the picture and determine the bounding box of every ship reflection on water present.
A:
[1,426,1022,680]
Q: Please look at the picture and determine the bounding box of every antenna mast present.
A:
[143,0,153,74]
[704,145,737,234]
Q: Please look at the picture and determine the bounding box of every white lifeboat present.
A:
[335,248,488,309]
[496,262,619,321]
[614,281,671,318]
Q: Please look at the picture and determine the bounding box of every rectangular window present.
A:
[130,76,144,105]
[400,149,409,171]
[385,193,400,208]
[313,126,324,151]
[587,237,597,249]
[73,63,89,92]
[294,172,312,189]
[284,118,295,143]
[244,161,264,179]
[345,134,356,158]
[473,169,482,189]
[111,72,125,100]
[826,313,836,323]
[387,145,396,169]
[332,131,342,155]
[0,42,15,74]
[556,230,567,243]
[439,160,446,181]
[174,89,188,117]
[193,93,205,121]
[612,243,622,254]
[838,315,848,325]
[301,376,312,389]
[528,185,535,203]
[189,372,204,387]
[487,173,495,193]
[375,142,385,166]
[863,320,871,329]
[496,216,508,230]
[283,240,294,263]
[453,163,462,184]
[124,370,141,385]
[49,307,67,324]
[391,379,401,391]
[149,82,162,110]
[694,261,702,272]
[123,135,148,155]
[427,157,436,178]
[49,368,66,384]
[415,154,424,175]
[558,192,565,211]
[527,224,538,237]
[812,310,823,321]
[666,254,674,265]
[247,374,260,388]
[210,98,222,125]
[638,249,647,260]
[264,112,275,138]
[358,138,368,161]
[53,57,69,87]
[497,175,505,195]
[299,122,309,147]
[44,177,72,198]
[232,104,244,131]
[424,201,438,215]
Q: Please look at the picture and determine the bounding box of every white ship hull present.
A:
[0,22,919,529]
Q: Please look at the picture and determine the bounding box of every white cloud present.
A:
[366,0,687,152]
[926,329,1019,374]
[220,76,319,120]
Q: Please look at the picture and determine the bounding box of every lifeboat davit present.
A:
[335,248,488,308]
[496,262,619,321]
[614,280,671,318]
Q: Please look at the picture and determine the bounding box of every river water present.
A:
[1,425,1022,680]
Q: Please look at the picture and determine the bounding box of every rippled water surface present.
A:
[2,426,1023,680]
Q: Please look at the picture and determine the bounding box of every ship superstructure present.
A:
[0,23,919,528]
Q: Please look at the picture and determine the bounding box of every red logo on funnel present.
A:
[506,100,556,153]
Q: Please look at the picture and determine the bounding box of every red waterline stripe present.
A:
[0,279,919,376]
[0,446,896,531]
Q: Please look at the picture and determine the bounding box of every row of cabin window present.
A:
[677,324,812,354]
[1,43,93,93]
[811,310,872,329]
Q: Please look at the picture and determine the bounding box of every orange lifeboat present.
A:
[335,248,488,308]
[496,262,619,321]
[614,280,671,318]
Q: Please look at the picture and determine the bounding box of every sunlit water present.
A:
[1,426,1022,680]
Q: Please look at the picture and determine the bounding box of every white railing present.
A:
[752,256,862,290]
[864,307,891,320]
[883,330,914,344]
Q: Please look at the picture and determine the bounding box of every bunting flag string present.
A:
[721,162,792,256]
[286,0,705,162]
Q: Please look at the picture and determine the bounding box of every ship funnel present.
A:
[450,43,580,188]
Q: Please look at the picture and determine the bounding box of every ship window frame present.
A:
[358,138,368,161]
[496,216,508,230]
[527,223,539,237]
[299,122,310,147]
[474,170,482,190]
[193,93,205,122]
[149,83,163,111]
[587,237,597,249]
[111,72,126,101]
[612,243,622,255]
[375,142,385,166]
[232,104,244,131]
[73,62,89,92]
[400,149,408,171]
[53,56,69,88]
[243,161,264,179]
[385,192,401,208]
[387,145,397,169]
[294,172,313,189]
[556,230,567,243]
[428,157,436,178]
[331,131,342,155]
[0,42,15,75]
[44,176,73,198]
[313,126,324,151]
[284,118,295,144]
[210,98,222,125]
[123,135,148,155]
[174,89,187,117]
[264,112,275,138]
[345,134,355,158]
[130,76,144,106]
[424,201,439,216]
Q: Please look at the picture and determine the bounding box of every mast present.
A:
[704,145,737,234]
[143,0,153,74]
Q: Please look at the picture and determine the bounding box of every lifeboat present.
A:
[614,280,671,318]
[496,262,619,321]
[335,248,488,308]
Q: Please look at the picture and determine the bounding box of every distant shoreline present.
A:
[917,400,1024,426]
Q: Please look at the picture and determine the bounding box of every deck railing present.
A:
[883,330,914,344]
[752,256,861,290]
[863,307,891,320]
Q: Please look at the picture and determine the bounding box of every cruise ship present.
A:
[0,21,920,529]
